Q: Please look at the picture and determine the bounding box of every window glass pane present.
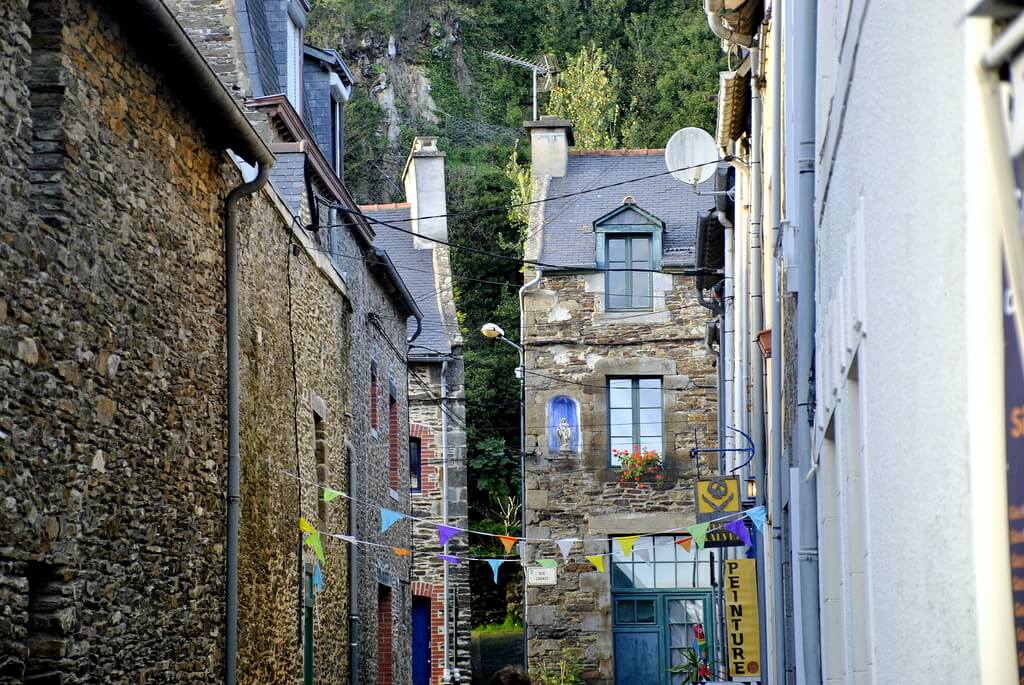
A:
[632,562,655,588]
[654,537,677,562]
[609,382,633,408]
[630,237,650,263]
[609,436,633,452]
[609,409,634,434]
[675,536,696,561]
[612,562,633,588]
[639,437,662,457]
[607,271,626,296]
[608,238,626,262]
[635,600,656,623]
[638,408,662,434]
[655,563,676,588]
[616,600,635,624]
[638,380,661,407]
[630,273,651,308]
[696,563,712,588]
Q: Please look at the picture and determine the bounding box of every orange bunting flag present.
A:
[586,555,607,573]
[676,536,693,552]
[498,535,519,553]
[393,547,412,556]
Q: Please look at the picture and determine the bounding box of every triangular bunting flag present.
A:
[304,531,325,563]
[332,534,357,544]
[393,547,412,556]
[687,523,709,549]
[439,554,461,565]
[487,559,504,583]
[556,538,577,560]
[636,547,651,562]
[617,535,639,558]
[537,559,558,569]
[312,564,324,592]
[498,535,519,553]
[746,506,768,533]
[724,519,752,548]
[586,555,607,573]
[381,508,404,533]
[437,525,461,546]
[322,488,344,502]
[676,536,693,553]
[299,517,317,534]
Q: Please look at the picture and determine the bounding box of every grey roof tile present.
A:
[364,206,453,356]
[539,153,715,268]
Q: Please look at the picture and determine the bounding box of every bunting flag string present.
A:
[282,468,764,547]
[437,525,461,546]
[723,519,752,548]
[498,535,519,553]
[636,547,651,562]
[746,505,767,533]
[686,522,710,549]
[556,538,577,560]
[616,535,638,558]
[439,554,461,565]
[322,488,344,502]
[676,536,693,553]
[586,555,607,573]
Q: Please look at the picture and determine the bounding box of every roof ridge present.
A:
[359,202,411,210]
[569,148,666,157]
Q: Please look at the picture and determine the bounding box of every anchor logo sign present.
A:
[695,477,741,520]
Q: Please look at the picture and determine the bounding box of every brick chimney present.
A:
[401,136,448,249]
[524,115,575,178]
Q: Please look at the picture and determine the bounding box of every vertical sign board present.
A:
[724,559,761,680]
[695,477,742,523]
[1008,157,1024,682]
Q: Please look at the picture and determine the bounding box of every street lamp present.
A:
[480,322,527,670]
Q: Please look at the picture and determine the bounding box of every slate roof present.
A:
[538,151,715,268]
[269,152,305,215]
[363,204,453,357]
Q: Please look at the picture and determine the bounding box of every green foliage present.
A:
[549,44,620,149]
[536,650,585,685]
[503,140,531,237]
[470,436,519,502]
[472,615,524,633]
[343,86,394,203]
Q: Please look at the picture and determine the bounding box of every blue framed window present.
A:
[409,437,422,493]
[605,234,653,310]
[608,377,663,466]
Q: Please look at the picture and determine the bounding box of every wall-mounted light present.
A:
[746,478,757,500]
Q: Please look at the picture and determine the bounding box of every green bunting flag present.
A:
[686,522,709,549]
[322,488,344,502]
[537,559,558,569]
[304,531,325,563]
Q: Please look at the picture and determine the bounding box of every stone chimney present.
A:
[401,136,447,249]
[524,115,575,178]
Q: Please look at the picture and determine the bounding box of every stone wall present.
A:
[409,356,471,682]
[522,271,717,684]
[0,0,355,681]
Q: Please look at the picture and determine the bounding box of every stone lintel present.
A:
[586,511,694,535]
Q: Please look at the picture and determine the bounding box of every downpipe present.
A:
[519,268,542,669]
[224,162,270,685]
[348,443,360,685]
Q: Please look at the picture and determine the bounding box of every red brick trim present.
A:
[358,202,411,210]
[411,582,446,684]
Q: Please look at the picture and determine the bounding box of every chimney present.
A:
[524,115,575,178]
[402,136,448,249]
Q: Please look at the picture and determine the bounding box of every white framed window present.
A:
[286,17,302,111]
[608,376,663,466]
[331,96,342,175]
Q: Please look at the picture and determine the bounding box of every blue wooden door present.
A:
[412,597,431,685]
[614,630,662,684]
[613,593,713,685]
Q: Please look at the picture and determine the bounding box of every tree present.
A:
[548,44,620,149]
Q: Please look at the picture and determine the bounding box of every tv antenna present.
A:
[482,50,558,121]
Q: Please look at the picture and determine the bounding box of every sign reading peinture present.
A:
[724,559,762,680]
[526,567,557,586]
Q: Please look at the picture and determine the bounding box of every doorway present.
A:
[412,596,432,685]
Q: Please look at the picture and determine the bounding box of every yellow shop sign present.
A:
[724,559,762,680]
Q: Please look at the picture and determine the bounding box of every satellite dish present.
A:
[665,128,719,186]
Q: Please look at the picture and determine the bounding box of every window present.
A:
[314,412,328,523]
[611,536,713,590]
[606,234,652,310]
[285,17,302,111]
[409,437,422,492]
[608,377,662,466]
[615,598,656,624]
[330,96,343,176]
[388,395,399,491]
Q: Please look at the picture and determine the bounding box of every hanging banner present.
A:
[724,559,762,680]
[1006,157,1024,679]
[694,477,741,523]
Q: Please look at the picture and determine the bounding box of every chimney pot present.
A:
[524,116,574,178]
[402,136,448,248]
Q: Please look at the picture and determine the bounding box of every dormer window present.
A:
[593,203,664,312]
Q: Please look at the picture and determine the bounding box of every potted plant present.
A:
[667,648,718,684]
[615,448,665,489]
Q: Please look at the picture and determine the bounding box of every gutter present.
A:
[348,442,360,685]
[518,268,542,670]
[441,360,452,683]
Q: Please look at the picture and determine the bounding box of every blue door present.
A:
[612,594,712,685]
[412,597,431,685]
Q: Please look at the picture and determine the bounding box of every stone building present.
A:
[0,0,358,681]
[519,117,718,684]
[167,1,424,683]
[362,137,471,685]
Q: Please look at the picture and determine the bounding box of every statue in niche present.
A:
[556,417,573,453]
[547,395,579,455]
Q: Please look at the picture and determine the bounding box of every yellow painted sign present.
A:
[695,477,741,522]
[724,559,762,680]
